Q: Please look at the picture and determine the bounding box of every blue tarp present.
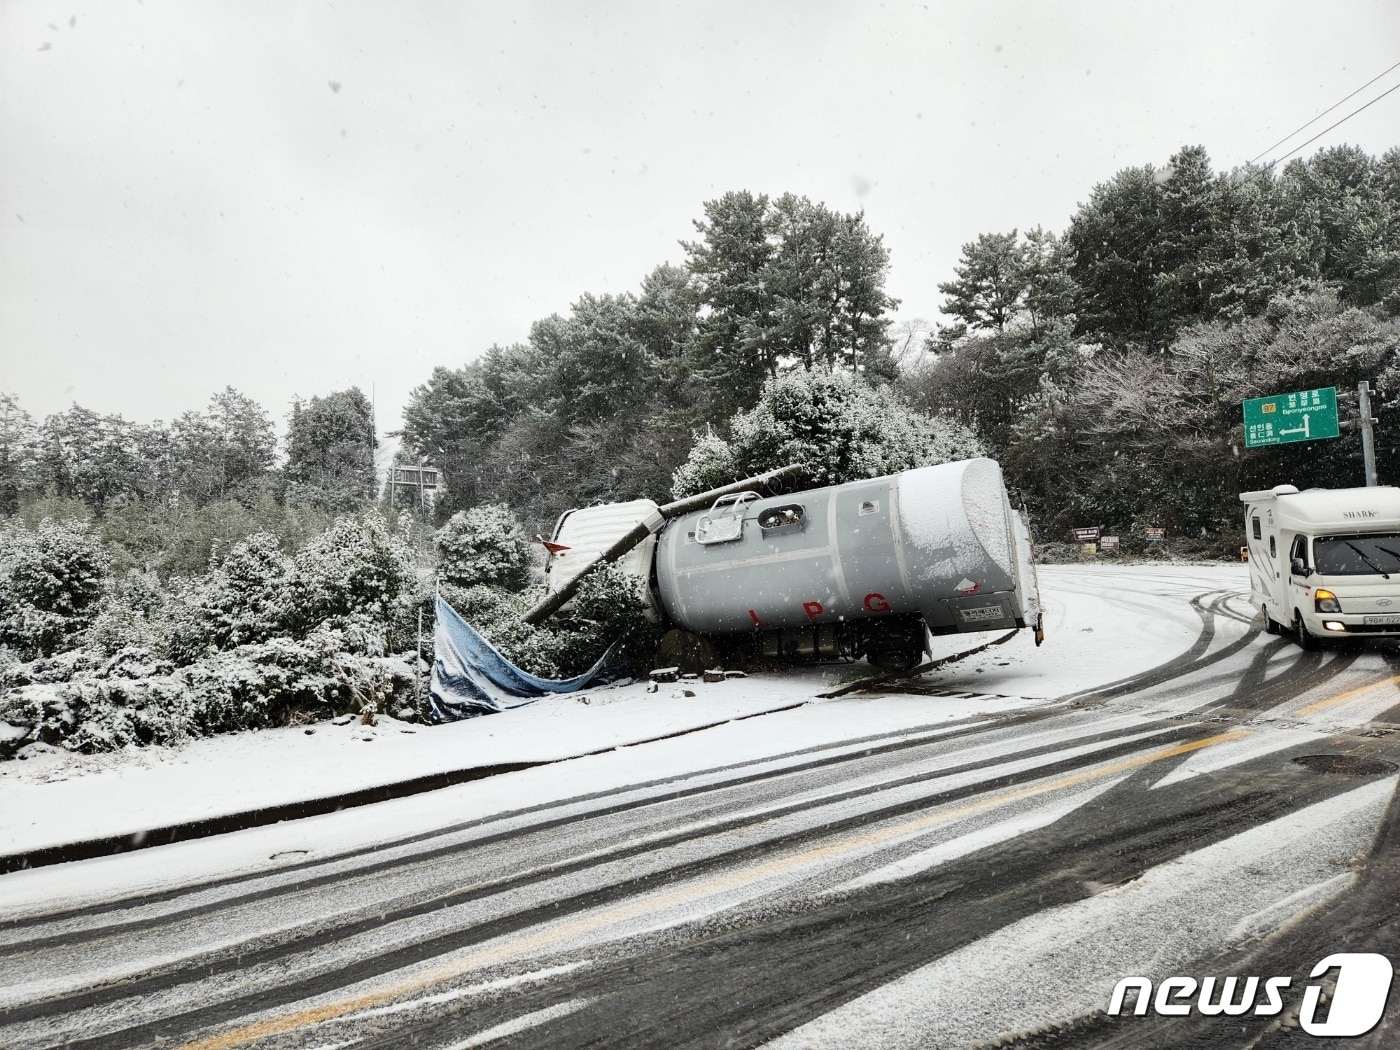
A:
[428,596,626,721]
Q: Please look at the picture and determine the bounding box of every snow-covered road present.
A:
[4,564,1400,1049]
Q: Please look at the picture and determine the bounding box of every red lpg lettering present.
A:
[863,592,891,613]
[803,601,824,620]
[748,609,772,629]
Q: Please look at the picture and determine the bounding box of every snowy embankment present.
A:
[0,565,1248,863]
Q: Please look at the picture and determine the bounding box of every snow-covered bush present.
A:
[88,570,168,656]
[435,504,535,590]
[0,651,199,754]
[0,518,109,658]
[671,369,984,497]
[0,647,104,690]
[554,562,653,674]
[439,562,649,681]
[438,582,570,679]
[184,633,338,733]
[286,514,417,634]
[161,533,296,663]
[0,635,419,754]
[186,629,416,734]
[669,432,737,502]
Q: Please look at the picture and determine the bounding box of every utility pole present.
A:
[416,606,425,711]
[1359,380,1379,487]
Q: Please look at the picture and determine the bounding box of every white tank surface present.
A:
[545,498,660,606]
[655,459,1039,655]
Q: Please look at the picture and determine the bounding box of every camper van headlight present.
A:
[1314,590,1341,614]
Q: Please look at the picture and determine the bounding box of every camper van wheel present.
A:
[1262,610,1280,635]
[1293,611,1319,651]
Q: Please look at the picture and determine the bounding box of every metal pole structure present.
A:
[1359,380,1379,487]
[416,605,424,709]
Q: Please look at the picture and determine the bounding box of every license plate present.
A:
[960,606,1005,622]
[1363,614,1400,625]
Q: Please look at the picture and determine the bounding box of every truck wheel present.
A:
[869,646,922,672]
[1262,609,1280,635]
[1293,610,1319,651]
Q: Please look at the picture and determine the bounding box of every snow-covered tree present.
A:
[287,513,416,635]
[671,368,983,497]
[435,504,534,590]
[0,518,109,658]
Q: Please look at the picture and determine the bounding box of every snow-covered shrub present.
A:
[205,532,295,643]
[0,518,109,658]
[184,628,415,734]
[0,674,198,753]
[438,582,570,680]
[286,514,416,634]
[0,646,104,690]
[671,368,984,497]
[669,431,738,502]
[435,504,535,590]
[553,562,653,675]
[439,562,649,680]
[160,532,296,663]
[183,634,340,733]
[88,570,167,656]
[0,632,419,754]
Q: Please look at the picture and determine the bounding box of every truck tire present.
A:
[1262,609,1280,635]
[1293,610,1319,651]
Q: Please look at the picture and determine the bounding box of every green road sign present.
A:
[1242,386,1340,448]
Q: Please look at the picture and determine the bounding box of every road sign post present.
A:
[1359,380,1379,487]
[1242,387,1340,449]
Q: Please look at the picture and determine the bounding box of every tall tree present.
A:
[208,387,277,497]
[937,230,1027,335]
[285,388,377,507]
[0,393,37,514]
[683,190,776,409]
[401,267,699,526]
[683,191,897,420]
[1065,163,1164,348]
[34,405,156,510]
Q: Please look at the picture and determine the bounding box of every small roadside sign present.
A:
[1242,387,1340,448]
[1144,527,1167,542]
[1100,535,1120,552]
[1072,526,1101,542]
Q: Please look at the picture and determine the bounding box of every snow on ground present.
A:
[764,775,1396,1049]
[0,564,1246,871]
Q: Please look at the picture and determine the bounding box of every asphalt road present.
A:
[4,568,1400,1050]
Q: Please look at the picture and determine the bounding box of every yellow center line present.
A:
[180,729,1247,1050]
[1296,674,1400,717]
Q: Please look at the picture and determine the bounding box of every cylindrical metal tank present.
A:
[654,458,1033,638]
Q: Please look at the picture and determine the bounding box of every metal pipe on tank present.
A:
[521,464,803,626]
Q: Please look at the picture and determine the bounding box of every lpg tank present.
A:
[654,458,1038,654]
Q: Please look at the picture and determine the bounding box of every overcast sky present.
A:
[3,0,1398,439]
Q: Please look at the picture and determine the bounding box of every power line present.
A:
[1247,59,1400,166]
[1255,78,1400,173]
[1091,66,1400,273]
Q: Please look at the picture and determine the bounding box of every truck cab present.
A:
[1241,484,1400,648]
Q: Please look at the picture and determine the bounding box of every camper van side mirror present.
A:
[1290,557,1311,578]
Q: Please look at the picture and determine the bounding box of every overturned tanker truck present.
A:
[537,457,1043,672]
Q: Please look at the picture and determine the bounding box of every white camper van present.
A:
[1240,484,1400,648]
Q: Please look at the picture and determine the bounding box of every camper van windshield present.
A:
[1313,534,1400,576]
